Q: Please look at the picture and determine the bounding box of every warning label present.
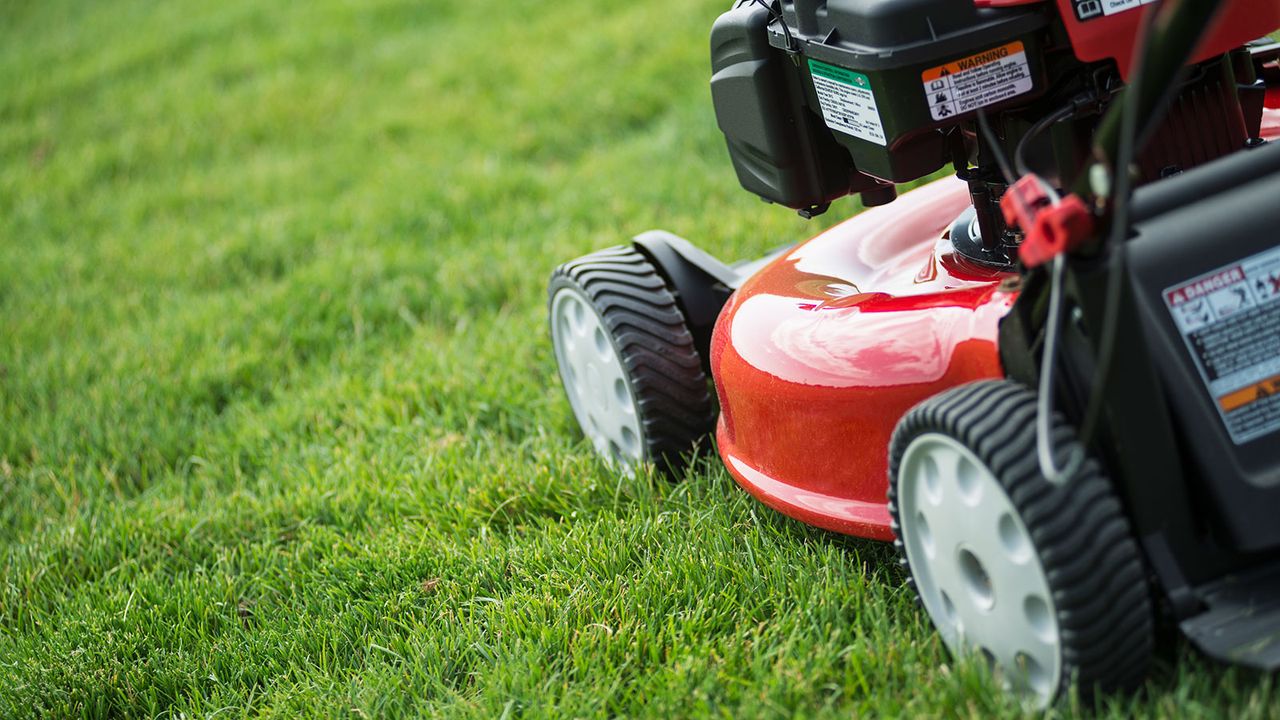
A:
[1164,245,1280,445]
[921,41,1034,121]
[809,60,887,147]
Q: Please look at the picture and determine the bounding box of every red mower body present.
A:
[712,109,1280,542]
[711,178,1010,541]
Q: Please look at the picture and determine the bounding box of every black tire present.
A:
[887,379,1153,704]
[548,245,715,471]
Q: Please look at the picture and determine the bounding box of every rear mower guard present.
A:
[1002,140,1280,670]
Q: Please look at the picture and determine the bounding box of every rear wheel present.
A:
[548,246,715,472]
[888,380,1153,707]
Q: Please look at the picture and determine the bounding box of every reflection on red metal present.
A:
[710,178,1014,540]
[710,107,1280,541]
[1264,106,1280,133]
[1054,0,1280,81]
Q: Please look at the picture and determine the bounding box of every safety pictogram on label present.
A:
[921,41,1033,121]
[809,60,887,146]
[1164,245,1280,445]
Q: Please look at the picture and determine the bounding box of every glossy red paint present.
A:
[1264,107,1280,134]
[711,108,1280,541]
[710,178,1014,541]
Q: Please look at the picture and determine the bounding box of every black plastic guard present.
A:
[1181,559,1280,670]
[631,230,738,376]
[1126,143,1280,553]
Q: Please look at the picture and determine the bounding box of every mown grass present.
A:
[2,0,1277,716]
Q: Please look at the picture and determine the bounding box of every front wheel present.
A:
[888,380,1153,707]
[548,246,715,472]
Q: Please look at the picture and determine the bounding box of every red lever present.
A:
[999,176,1095,268]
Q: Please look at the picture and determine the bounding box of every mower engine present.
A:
[711,0,1278,263]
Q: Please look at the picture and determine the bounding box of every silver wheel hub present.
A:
[550,287,644,469]
[898,432,1062,705]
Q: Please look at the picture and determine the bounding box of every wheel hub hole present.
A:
[1014,651,1050,697]
[920,455,942,504]
[955,459,983,505]
[915,511,935,558]
[940,589,958,627]
[1023,595,1054,644]
[979,646,997,673]
[620,426,639,454]
[998,512,1032,564]
[593,326,609,356]
[958,547,995,611]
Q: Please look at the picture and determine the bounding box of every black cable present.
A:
[1013,103,1075,179]
[975,109,1016,185]
[1037,254,1085,484]
[749,0,794,52]
[977,109,1080,482]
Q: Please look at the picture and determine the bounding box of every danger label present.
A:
[921,41,1033,121]
[809,60,887,146]
[1164,245,1280,445]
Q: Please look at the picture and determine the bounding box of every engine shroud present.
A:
[711,0,1048,212]
[710,0,1280,216]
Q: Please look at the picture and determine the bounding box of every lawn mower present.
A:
[547,0,1280,706]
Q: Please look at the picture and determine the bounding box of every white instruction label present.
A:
[1164,245,1280,445]
[1072,0,1158,22]
[921,41,1034,121]
[808,60,887,146]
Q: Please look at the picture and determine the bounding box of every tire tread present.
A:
[549,246,715,469]
[887,380,1154,703]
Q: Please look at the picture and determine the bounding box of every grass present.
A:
[1,0,1277,716]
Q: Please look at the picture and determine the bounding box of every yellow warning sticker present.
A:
[921,41,1033,121]
[1220,374,1280,414]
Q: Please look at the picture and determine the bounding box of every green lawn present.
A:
[1,1,1276,716]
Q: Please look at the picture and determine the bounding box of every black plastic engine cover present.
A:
[782,0,1044,63]
[710,3,869,213]
[776,0,1049,181]
[710,0,1050,212]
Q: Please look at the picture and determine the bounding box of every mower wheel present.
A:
[888,380,1153,707]
[548,246,715,472]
